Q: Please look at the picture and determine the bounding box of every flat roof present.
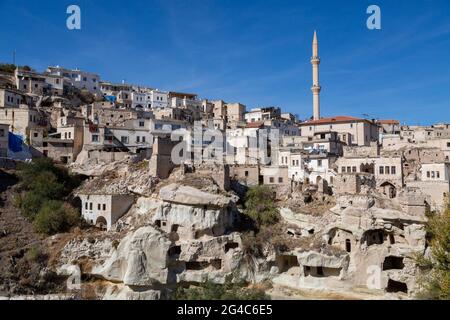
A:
[300,116,372,125]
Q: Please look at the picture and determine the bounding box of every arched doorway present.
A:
[95,216,108,230]
[316,176,322,185]
[380,182,396,198]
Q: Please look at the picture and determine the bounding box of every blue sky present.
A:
[0,0,449,125]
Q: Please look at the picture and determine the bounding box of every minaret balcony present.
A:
[310,57,321,64]
[311,85,321,93]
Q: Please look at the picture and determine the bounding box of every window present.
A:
[391,166,396,174]
[85,202,88,210]
[33,132,38,138]
[89,203,93,210]
[379,166,384,174]
[318,160,322,167]
[98,204,101,210]
[142,136,146,143]
[427,171,430,178]
[245,171,249,177]
[447,142,450,147]
[437,171,440,178]
[103,204,106,210]
[139,121,145,127]
[92,135,99,142]
[352,166,357,173]
[292,160,295,166]
[431,171,435,178]
[136,136,140,143]
[278,177,283,183]
[385,166,390,174]
[269,177,274,183]
[121,136,129,144]
[347,166,351,173]
[342,166,346,173]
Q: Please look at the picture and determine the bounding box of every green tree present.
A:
[34,200,80,235]
[173,276,269,300]
[15,158,82,234]
[21,192,45,219]
[244,185,280,227]
[416,208,450,300]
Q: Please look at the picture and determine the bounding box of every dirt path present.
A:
[267,284,386,300]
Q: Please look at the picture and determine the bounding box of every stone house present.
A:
[78,193,134,230]
[261,165,289,185]
[229,164,260,186]
[406,162,450,211]
[299,116,379,146]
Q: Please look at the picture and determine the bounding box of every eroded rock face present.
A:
[93,226,171,287]
[102,284,163,300]
[159,184,232,208]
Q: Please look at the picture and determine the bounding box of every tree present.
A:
[416,208,450,300]
[244,185,280,227]
[173,276,269,300]
[15,158,82,234]
[34,200,80,235]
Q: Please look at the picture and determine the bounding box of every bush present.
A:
[244,186,280,227]
[15,158,82,233]
[173,276,269,300]
[17,158,80,195]
[21,192,45,219]
[25,246,47,264]
[416,208,450,300]
[33,200,80,235]
[0,63,31,74]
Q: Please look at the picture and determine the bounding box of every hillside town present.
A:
[0,32,448,300]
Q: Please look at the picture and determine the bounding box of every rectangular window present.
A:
[391,166,396,174]
[85,202,88,210]
[379,166,384,174]
[347,166,351,173]
[245,171,249,177]
[136,136,140,143]
[139,121,145,127]
[269,177,274,183]
[92,135,99,142]
[352,166,357,173]
[103,204,106,211]
[437,171,440,178]
[142,136,146,143]
[278,177,283,183]
[318,160,322,167]
[89,203,93,210]
[98,203,101,210]
[427,171,430,178]
[385,166,390,174]
[342,167,346,173]
[431,171,435,178]
[121,136,129,144]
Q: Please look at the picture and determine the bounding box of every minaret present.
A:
[311,31,321,120]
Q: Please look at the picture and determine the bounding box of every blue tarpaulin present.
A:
[8,132,24,153]
[105,95,117,103]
